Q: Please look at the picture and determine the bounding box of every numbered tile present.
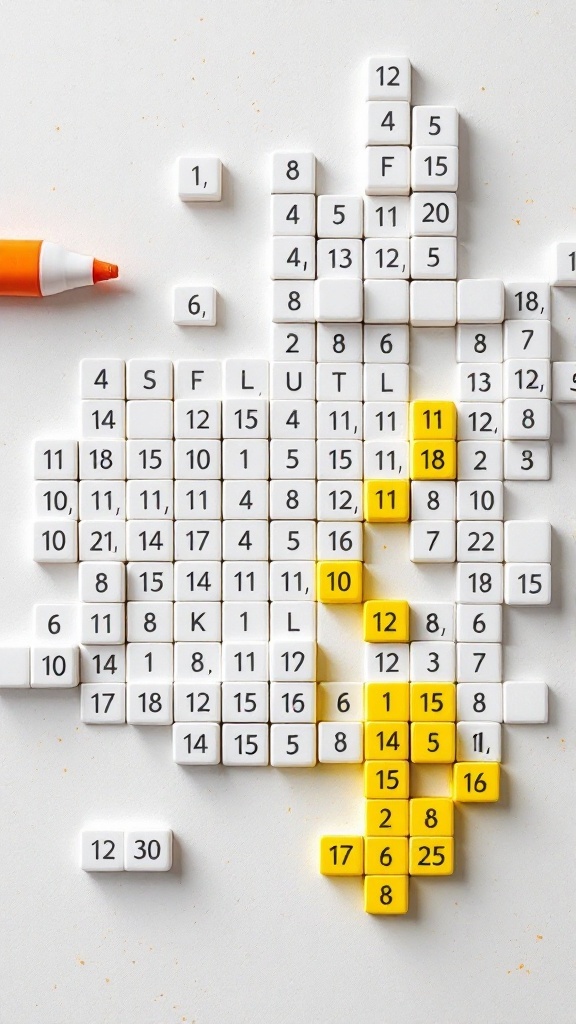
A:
[33,521,78,563]
[317,401,362,439]
[127,359,173,400]
[364,325,409,364]
[458,441,503,480]
[457,563,503,604]
[81,604,125,645]
[127,602,173,643]
[270,724,316,766]
[410,520,455,563]
[222,723,269,765]
[317,195,363,237]
[410,603,454,642]
[410,722,455,763]
[271,439,316,478]
[364,479,410,522]
[127,401,173,439]
[457,324,503,363]
[174,521,221,561]
[271,193,315,236]
[124,830,173,871]
[410,236,456,279]
[31,646,78,688]
[410,481,455,520]
[271,151,315,194]
[364,643,409,681]
[365,682,409,721]
[366,56,411,101]
[272,281,315,322]
[223,520,268,561]
[412,105,458,145]
[223,478,269,520]
[504,563,551,605]
[457,683,503,722]
[316,521,362,560]
[172,722,221,763]
[126,481,173,520]
[456,481,503,521]
[364,874,409,916]
[317,238,362,278]
[79,481,125,520]
[364,759,410,798]
[410,642,455,682]
[457,722,501,761]
[174,359,220,399]
[174,399,221,440]
[126,520,173,562]
[410,280,456,326]
[270,561,315,601]
[504,319,550,359]
[127,441,173,479]
[223,561,268,601]
[221,681,268,722]
[320,835,364,876]
[34,480,78,520]
[127,643,173,682]
[504,520,551,562]
[80,358,125,400]
[457,643,502,683]
[175,439,220,480]
[173,682,221,722]
[318,722,363,763]
[457,521,503,562]
[34,604,78,643]
[364,238,409,279]
[452,761,500,802]
[457,279,504,323]
[175,560,221,601]
[270,682,316,723]
[410,193,457,236]
[270,521,315,561]
[223,399,269,439]
[81,401,125,439]
[271,323,315,361]
[504,359,550,400]
[174,480,221,520]
[0,647,30,688]
[317,481,363,520]
[177,155,222,201]
[503,440,550,480]
[317,682,363,722]
[366,101,410,145]
[80,645,126,684]
[315,278,363,322]
[553,361,576,402]
[34,440,78,480]
[175,642,221,681]
[364,279,409,324]
[81,830,124,871]
[270,639,316,681]
[409,683,455,723]
[364,196,409,238]
[409,796,454,836]
[458,403,502,440]
[317,324,362,363]
[270,400,316,439]
[409,836,454,876]
[80,684,126,724]
[505,283,550,320]
[173,286,217,326]
[222,641,268,682]
[272,235,316,280]
[459,363,502,403]
[126,683,173,724]
[503,681,548,724]
[411,146,458,192]
[77,440,125,482]
[456,604,502,643]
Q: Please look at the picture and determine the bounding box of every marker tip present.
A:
[93,259,119,283]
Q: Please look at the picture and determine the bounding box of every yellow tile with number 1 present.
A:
[409,836,454,876]
[363,600,410,642]
[364,479,410,522]
[319,835,364,876]
[410,441,456,480]
[364,874,409,915]
[365,722,409,760]
[317,560,363,603]
[410,722,456,763]
[410,400,457,440]
[453,762,500,802]
[365,682,410,721]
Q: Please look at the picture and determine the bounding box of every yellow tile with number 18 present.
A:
[317,560,363,603]
[410,441,456,480]
[364,479,410,522]
[363,600,410,642]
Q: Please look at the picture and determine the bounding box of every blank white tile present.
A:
[81,830,124,871]
[364,279,409,323]
[126,643,172,683]
[126,480,173,520]
[269,561,315,601]
[456,324,503,363]
[79,481,125,520]
[410,280,456,326]
[504,563,551,605]
[174,521,221,561]
[174,480,221,520]
[270,639,316,682]
[223,480,268,520]
[504,440,550,481]
[364,643,409,681]
[222,400,269,438]
[270,400,316,439]
[365,146,410,195]
[173,683,221,722]
[504,520,551,562]
[363,363,409,401]
[364,237,409,279]
[80,685,126,725]
[504,398,550,439]
[457,683,502,722]
[126,441,171,480]
[270,602,316,639]
[317,681,364,721]
[457,521,503,562]
[457,279,504,323]
[126,520,173,562]
[317,481,363,520]
[410,481,455,520]
[364,440,409,478]
[222,642,268,682]
[411,145,458,191]
[364,402,408,440]
[31,646,78,688]
[34,440,78,480]
[222,723,269,765]
[33,521,78,563]
[272,281,315,322]
[78,521,125,562]
[458,441,503,480]
[174,560,221,601]
[270,521,316,560]
[223,561,269,601]
[177,155,222,201]
[271,324,316,362]
[457,722,501,761]
[174,642,222,682]
[81,400,125,439]
[271,152,315,194]
[127,561,173,600]
[174,603,221,642]
[317,195,363,237]
[222,439,269,478]
[0,647,30,688]
[317,238,362,278]
[272,235,316,280]
[317,323,362,362]
[127,401,173,439]
[456,563,503,604]
[174,359,221,399]
[270,724,317,767]
[173,286,218,327]
[315,277,363,322]
[270,684,316,723]
[410,642,455,681]
[410,193,457,236]
[457,643,502,683]
[127,359,173,399]
[124,829,173,871]
[34,480,78,520]
[410,520,455,563]
[412,106,458,146]
[410,603,454,642]
[318,440,362,479]
[318,722,363,763]
[456,481,503,520]
[270,480,316,519]
[503,681,548,723]
[173,722,221,763]
[223,520,269,561]
[458,403,502,440]
[34,604,78,642]
[456,604,502,643]
[410,236,457,279]
[505,283,550,320]
[80,358,125,400]
[366,56,411,101]
[364,196,409,237]
[81,604,125,645]
[271,193,316,236]
[504,319,550,359]
[366,101,411,145]
[222,602,269,641]
[174,399,221,439]
[80,645,126,684]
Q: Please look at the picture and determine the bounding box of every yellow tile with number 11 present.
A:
[411,400,457,440]
[364,479,410,522]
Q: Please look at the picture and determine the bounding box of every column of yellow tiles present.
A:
[410,400,457,480]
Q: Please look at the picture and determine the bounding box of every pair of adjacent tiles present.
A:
[81,829,172,871]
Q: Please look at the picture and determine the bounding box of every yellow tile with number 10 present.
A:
[410,441,456,480]
[363,600,410,643]
[317,561,363,603]
[364,479,410,522]
[319,835,364,876]
[453,762,500,802]
[411,400,457,440]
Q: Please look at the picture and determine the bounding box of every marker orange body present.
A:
[0,240,118,297]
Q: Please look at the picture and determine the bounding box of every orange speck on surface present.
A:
[513,218,520,225]
[537,935,543,940]
[518,963,524,970]
[93,259,118,284]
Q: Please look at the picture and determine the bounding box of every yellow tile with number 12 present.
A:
[363,600,410,642]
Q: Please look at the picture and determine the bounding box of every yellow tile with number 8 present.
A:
[317,560,363,603]
[409,797,454,836]
[319,835,364,876]
[364,759,410,798]
[364,479,410,522]
[363,600,410,643]
[410,722,455,763]
[453,762,500,802]
[410,400,457,440]
[365,682,410,721]
[410,440,456,480]
[365,798,409,836]
[410,682,456,722]
[365,837,408,875]
[365,721,409,760]
[409,836,454,876]
[364,874,409,915]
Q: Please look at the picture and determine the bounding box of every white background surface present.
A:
[0,1,575,1022]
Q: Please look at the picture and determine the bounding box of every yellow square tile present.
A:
[409,836,454,876]
[365,799,410,837]
[364,759,410,798]
[365,682,410,721]
[453,761,500,802]
[364,479,410,522]
[365,837,408,875]
[363,600,410,643]
[410,722,455,763]
[410,682,456,722]
[317,560,363,603]
[409,797,454,836]
[319,835,364,876]
[364,874,409,915]
[365,721,409,760]
[410,400,457,440]
[410,440,456,480]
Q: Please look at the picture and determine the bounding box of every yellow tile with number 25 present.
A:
[409,836,454,876]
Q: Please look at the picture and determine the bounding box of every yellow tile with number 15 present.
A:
[363,600,410,643]
[364,759,410,798]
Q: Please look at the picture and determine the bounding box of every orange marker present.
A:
[0,240,118,297]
